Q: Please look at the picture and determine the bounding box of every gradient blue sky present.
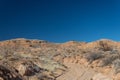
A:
[0,0,120,42]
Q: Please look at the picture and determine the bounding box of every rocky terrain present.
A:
[0,38,120,80]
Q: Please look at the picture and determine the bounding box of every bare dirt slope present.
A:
[57,59,113,80]
[57,63,96,80]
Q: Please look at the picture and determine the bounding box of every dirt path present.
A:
[56,63,96,80]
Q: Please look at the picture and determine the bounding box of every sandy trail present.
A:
[56,63,96,80]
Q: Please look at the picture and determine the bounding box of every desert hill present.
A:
[0,38,120,80]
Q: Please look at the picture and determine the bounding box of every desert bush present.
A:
[113,59,120,74]
[101,54,119,66]
[39,56,66,72]
[0,54,4,60]
[99,40,113,51]
[109,49,119,54]
[85,52,103,63]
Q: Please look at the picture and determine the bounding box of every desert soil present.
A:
[57,62,96,80]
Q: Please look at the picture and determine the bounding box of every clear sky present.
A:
[0,0,120,42]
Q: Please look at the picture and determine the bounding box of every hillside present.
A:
[0,38,120,80]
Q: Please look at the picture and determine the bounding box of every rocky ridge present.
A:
[0,38,120,80]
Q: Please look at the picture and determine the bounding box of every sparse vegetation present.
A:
[101,54,119,67]
[85,52,103,63]
[113,59,120,74]
[99,40,113,51]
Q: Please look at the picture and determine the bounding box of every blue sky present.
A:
[0,0,120,42]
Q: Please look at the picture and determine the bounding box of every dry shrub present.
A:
[113,59,120,74]
[101,54,119,67]
[99,40,113,51]
[85,52,103,63]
